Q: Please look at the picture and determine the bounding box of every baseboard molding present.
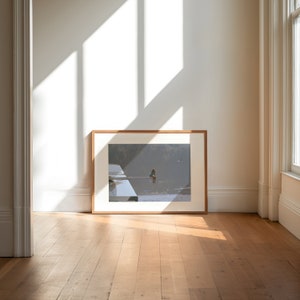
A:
[279,172,300,239]
[208,187,258,213]
[279,196,300,216]
[0,210,14,256]
[34,187,259,213]
[279,195,300,239]
[33,187,91,212]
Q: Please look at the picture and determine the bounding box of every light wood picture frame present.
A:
[92,130,207,213]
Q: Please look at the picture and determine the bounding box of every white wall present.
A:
[32,0,259,212]
[0,0,14,256]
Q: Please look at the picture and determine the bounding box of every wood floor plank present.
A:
[83,231,124,299]
[189,288,221,300]
[56,239,108,299]
[133,229,161,300]
[160,230,190,300]
[0,213,299,300]
[108,228,142,300]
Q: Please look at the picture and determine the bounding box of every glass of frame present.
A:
[92,130,207,213]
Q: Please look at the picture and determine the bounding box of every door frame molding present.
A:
[13,0,33,257]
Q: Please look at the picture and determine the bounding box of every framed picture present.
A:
[92,130,207,213]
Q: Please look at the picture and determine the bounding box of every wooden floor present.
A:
[0,213,299,300]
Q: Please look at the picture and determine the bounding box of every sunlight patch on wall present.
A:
[160,107,183,130]
[33,52,78,197]
[144,0,183,107]
[83,0,138,131]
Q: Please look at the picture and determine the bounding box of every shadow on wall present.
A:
[33,0,259,211]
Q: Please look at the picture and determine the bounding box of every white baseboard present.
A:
[279,195,300,239]
[208,187,258,212]
[33,187,91,212]
[279,173,300,239]
[0,210,14,256]
[33,186,259,213]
